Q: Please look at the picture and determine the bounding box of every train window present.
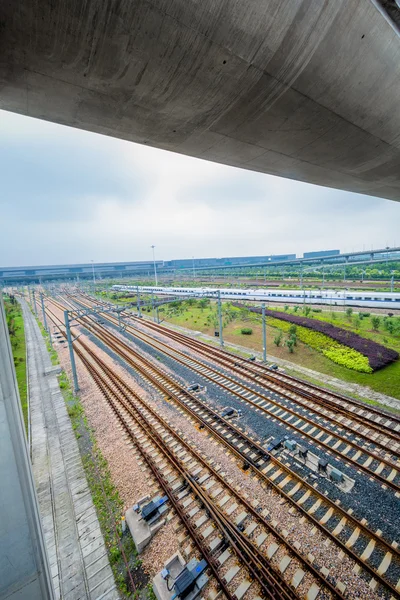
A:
[385,298,393,301]
[347,296,353,300]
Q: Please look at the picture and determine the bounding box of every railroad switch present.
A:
[139,495,169,523]
[265,436,285,453]
[298,445,308,461]
[221,406,242,419]
[318,458,328,474]
[126,494,169,553]
[187,383,200,392]
[173,559,207,598]
[154,553,208,600]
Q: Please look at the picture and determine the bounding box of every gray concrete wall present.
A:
[0,1,400,200]
[0,296,53,600]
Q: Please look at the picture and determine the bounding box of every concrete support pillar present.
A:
[0,296,54,600]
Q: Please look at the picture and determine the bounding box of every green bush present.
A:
[286,339,295,353]
[371,316,380,330]
[241,328,253,335]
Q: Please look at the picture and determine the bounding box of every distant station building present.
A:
[303,250,340,259]
[164,254,296,270]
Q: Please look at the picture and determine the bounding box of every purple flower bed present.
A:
[232,303,399,371]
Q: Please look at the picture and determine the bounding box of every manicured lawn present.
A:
[4,297,28,432]
[159,301,400,401]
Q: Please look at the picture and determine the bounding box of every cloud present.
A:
[178,176,268,208]
[0,109,399,266]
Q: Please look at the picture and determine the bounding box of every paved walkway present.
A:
[22,300,118,600]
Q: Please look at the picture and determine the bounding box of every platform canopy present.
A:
[1,0,400,200]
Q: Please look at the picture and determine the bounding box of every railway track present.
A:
[64,295,400,494]
[126,315,400,452]
[81,292,400,440]
[128,312,400,440]
[45,306,342,600]
[45,297,400,597]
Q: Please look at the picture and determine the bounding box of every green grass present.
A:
[4,296,28,432]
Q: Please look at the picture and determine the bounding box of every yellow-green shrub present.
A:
[322,348,372,373]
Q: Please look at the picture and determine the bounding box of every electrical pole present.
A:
[64,310,79,394]
[151,245,158,285]
[91,260,96,287]
[192,256,196,280]
[40,292,50,333]
[151,294,157,322]
[391,271,395,293]
[32,289,38,316]
[262,302,267,362]
[217,290,223,348]
[137,285,142,317]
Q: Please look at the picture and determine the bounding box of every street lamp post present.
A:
[192,257,196,280]
[151,245,158,286]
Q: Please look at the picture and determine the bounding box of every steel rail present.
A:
[128,313,400,439]
[80,292,400,433]
[45,299,400,597]
[47,307,316,600]
[67,296,400,491]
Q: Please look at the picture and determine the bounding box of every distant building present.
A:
[164,254,296,269]
[303,250,340,259]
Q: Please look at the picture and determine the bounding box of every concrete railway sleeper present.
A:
[44,300,400,597]
[79,292,400,438]
[45,308,332,600]
[61,296,400,494]
[126,313,400,444]
[119,314,400,466]
[78,341,340,600]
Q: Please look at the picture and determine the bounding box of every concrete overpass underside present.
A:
[1,0,400,200]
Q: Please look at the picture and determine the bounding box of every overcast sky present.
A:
[1,109,399,268]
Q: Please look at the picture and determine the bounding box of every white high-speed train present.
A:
[111,285,400,310]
